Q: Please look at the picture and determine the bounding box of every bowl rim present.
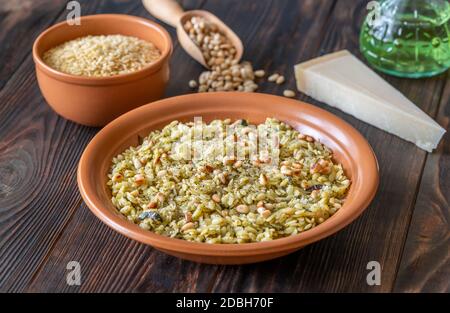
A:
[77,92,379,256]
[32,14,173,85]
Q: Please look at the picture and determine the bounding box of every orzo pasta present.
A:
[43,34,161,77]
[107,118,350,244]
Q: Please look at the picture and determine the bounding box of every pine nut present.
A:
[264,203,274,210]
[283,89,296,97]
[268,73,279,82]
[188,80,198,88]
[223,156,236,165]
[134,174,145,185]
[257,206,266,214]
[212,194,221,203]
[218,173,228,184]
[181,222,195,231]
[280,165,293,176]
[259,173,268,185]
[112,173,123,182]
[254,70,265,77]
[185,16,263,93]
[276,75,285,84]
[185,211,192,222]
[306,135,314,142]
[156,192,165,202]
[133,158,142,169]
[236,204,249,214]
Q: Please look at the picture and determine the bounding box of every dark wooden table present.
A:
[0,0,448,293]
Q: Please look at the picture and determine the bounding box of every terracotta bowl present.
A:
[78,92,379,264]
[32,14,173,127]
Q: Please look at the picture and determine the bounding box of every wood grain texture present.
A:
[0,0,146,293]
[26,0,339,293]
[0,0,448,293]
[394,75,450,293]
[0,0,66,91]
[207,0,448,293]
[282,0,448,293]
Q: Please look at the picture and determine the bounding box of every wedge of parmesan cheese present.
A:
[294,50,446,152]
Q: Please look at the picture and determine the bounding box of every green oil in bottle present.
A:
[360,0,450,78]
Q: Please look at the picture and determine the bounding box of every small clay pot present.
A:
[33,14,173,127]
[78,92,379,264]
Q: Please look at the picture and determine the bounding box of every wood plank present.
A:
[4,0,446,293]
[207,0,448,292]
[26,0,338,292]
[394,74,450,293]
[0,0,66,91]
[0,0,145,292]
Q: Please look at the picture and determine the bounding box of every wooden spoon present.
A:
[142,0,243,69]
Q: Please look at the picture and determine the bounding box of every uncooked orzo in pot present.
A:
[43,34,161,77]
[107,118,351,244]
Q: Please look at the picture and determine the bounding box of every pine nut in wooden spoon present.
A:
[142,0,243,69]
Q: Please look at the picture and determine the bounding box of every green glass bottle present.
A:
[360,0,450,78]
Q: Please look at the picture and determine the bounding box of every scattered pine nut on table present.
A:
[283,89,296,97]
